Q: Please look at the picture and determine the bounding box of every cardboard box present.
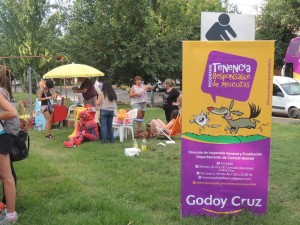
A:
[63,119,75,128]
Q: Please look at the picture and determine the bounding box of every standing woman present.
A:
[95,81,117,144]
[38,80,54,138]
[0,78,17,215]
[129,76,153,129]
[0,67,18,224]
[162,79,182,122]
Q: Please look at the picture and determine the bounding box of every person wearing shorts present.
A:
[0,77,17,214]
[129,75,153,130]
[38,79,54,138]
[0,66,18,224]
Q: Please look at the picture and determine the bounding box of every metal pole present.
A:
[0,55,59,59]
[27,67,33,119]
[150,0,154,107]
[61,58,67,99]
[151,90,154,107]
[31,68,39,94]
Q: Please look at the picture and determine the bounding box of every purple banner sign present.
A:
[181,137,270,216]
[182,42,274,218]
[201,51,257,102]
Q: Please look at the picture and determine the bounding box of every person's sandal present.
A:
[45,134,54,138]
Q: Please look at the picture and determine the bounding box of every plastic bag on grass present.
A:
[124,148,140,157]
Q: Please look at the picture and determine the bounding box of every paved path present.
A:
[54,86,164,106]
[272,116,300,124]
[15,85,300,122]
[15,85,163,106]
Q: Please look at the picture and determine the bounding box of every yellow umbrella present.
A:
[43,63,104,79]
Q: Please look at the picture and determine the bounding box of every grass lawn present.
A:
[10,99,300,224]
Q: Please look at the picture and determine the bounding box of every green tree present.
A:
[62,0,226,85]
[62,0,152,84]
[144,0,225,83]
[0,0,65,91]
[256,0,300,69]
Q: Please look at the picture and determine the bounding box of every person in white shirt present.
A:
[129,75,153,130]
[94,77,103,95]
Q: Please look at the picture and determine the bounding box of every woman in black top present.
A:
[38,80,54,138]
[162,79,182,122]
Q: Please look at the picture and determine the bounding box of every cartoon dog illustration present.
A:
[190,111,209,128]
[189,111,220,133]
[207,100,261,134]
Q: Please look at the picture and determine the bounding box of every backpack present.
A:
[10,129,30,162]
[0,88,20,136]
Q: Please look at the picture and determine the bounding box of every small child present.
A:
[53,91,62,104]
[53,91,61,100]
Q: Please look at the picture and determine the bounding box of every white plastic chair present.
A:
[113,108,138,142]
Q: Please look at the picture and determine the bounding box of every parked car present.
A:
[145,77,166,92]
[175,79,182,90]
[272,76,300,118]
